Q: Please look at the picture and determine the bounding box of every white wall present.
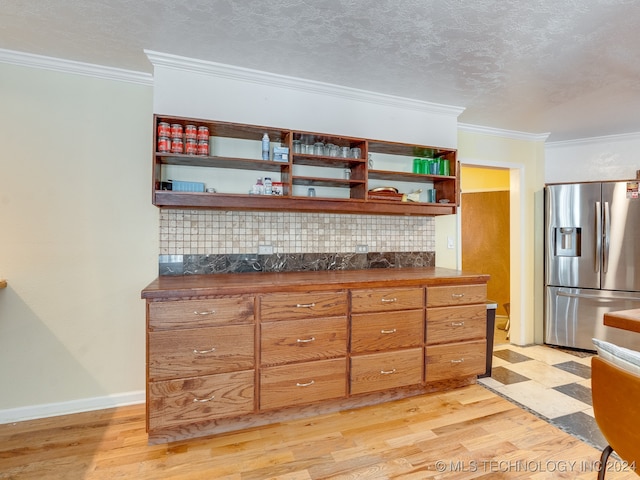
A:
[0,62,156,420]
[148,52,461,150]
[545,133,640,183]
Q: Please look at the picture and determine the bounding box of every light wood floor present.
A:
[0,384,636,479]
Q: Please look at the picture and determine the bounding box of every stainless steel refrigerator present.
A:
[545,181,640,351]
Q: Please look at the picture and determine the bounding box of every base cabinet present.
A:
[143,268,488,443]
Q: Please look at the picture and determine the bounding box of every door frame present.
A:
[458,157,527,345]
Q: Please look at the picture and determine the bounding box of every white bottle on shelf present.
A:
[262,133,270,160]
[252,178,264,195]
[263,177,273,195]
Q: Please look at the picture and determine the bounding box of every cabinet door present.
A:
[261,317,347,366]
[148,297,254,329]
[426,285,486,307]
[351,288,424,313]
[148,324,255,381]
[260,358,347,410]
[260,292,347,321]
[148,370,255,431]
[350,348,424,394]
[425,340,486,382]
[426,305,486,345]
[351,310,424,353]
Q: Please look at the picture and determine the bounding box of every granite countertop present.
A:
[604,308,640,334]
[142,266,490,299]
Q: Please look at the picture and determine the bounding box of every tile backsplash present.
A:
[159,210,435,255]
[158,209,436,274]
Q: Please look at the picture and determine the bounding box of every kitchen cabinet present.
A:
[350,287,424,394]
[425,284,488,382]
[142,267,488,443]
[152,115,458,216]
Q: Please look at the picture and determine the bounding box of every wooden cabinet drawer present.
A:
[260,292,347,321]
[261,317,347,366]
[148,370,255,431]
[426,284,486,307]
[260,358,347,410]
[148,296,254,330]
[351,310,424,353]
[426,305,486,345]
[148,324,255,381]
[425,340,486,382]
[350,348,423,395]
[351,288,424,313]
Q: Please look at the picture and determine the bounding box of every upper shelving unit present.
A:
[152,115,459,216]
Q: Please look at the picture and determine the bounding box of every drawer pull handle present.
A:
[296,337,316,343]
[451,322,465,327]
[381,328,397,334]
[380,368,397,375]
[192,394,215,403]
[193,347,216,354]
[194,310,216,316]
[450,359,465,364]
[296,380,315,387]
[296,303,316,308]
[451,293,465,299]
[381,298,397,303]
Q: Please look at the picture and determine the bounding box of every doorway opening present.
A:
[458,161,524,347]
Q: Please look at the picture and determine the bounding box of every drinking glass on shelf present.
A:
[351,147,361,159]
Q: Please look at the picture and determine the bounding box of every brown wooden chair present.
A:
[591,355,640,479]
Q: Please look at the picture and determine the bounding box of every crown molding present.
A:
[546,130,640,149]
[145,50,465,117]
[0,48,153,86]
[458,122,550,142]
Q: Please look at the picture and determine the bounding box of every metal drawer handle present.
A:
[451,322,465,327]
[381,328,397,334]
[296,303,316,308]
[296,380,315,387]
[381,298,397,303]
[450,359,465,364]
[451,293,465,299]
[192,394,215,403]
[194,310,216,316]
[381,368,397,375]
[296,337,316,343]
[193,347,216,354]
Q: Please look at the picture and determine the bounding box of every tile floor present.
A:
[478,341,607,452]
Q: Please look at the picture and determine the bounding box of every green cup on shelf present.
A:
[439,159,450,176]
[412,158,422,173]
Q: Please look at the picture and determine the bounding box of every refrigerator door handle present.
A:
[603,201,610,273]
[557,291,640,302]
[595,201,601,273]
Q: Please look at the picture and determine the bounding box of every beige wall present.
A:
[457,131,546,346]
[0,62,156,417]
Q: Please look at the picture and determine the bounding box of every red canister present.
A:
[185,139,197,155]
[157,136,171,153]
[185,124,197,139]
[197,126,209,141]
[170,123,183,138]
[170,137,183,154]
[196,140,209,156]
[157,122,170,138]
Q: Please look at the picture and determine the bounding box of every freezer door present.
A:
[545,183,602,289]
[545,286,640,351]
[601,181,640,292]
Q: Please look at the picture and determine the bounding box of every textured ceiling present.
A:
[2,0,640,141]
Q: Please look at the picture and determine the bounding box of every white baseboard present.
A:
[0,390,145,424]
